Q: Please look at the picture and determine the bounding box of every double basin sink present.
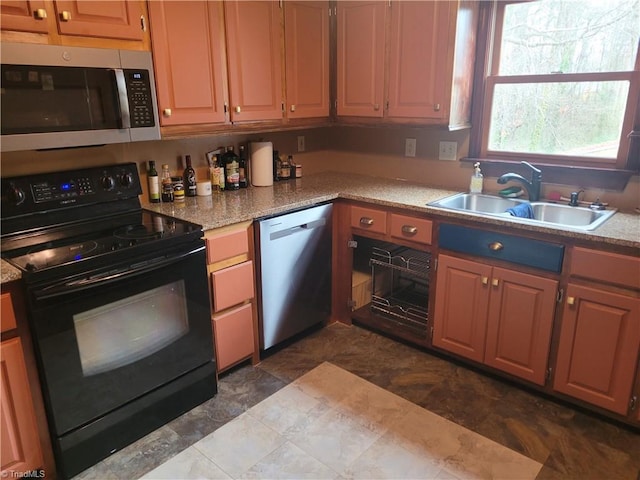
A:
[429,193,616,231]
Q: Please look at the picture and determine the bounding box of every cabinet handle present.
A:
[488,242,503,251]
[567,296,575,306]
[434,103,441,112]
[401,225,417,235]
[482,276,488,285]
[359,217,374,226]
[235,106,241,113]
[60,10,71,21]
[34,8,47,19]
[491,278,499,287]
[163,108,172,117]
[290,105,296,112]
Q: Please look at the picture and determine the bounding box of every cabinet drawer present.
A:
[213,303,254,372]
[206,225,250,264]
[390,214,432,245]
[571,247,640,290]
[1,293,17,333]
[351,206,387,234]
[211,261,255,312]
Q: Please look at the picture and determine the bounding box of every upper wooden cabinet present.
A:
[148,0,228,126]
[337,0,478,128]
[0,0,149,49]
[224,0,283,123]
[284,1,330,119]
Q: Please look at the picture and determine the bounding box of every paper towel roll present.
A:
[250,141,273,186]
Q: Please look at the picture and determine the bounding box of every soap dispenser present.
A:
[470,162,483,193]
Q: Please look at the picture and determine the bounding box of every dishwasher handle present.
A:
[269,218,326,241]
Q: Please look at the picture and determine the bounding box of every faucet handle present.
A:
[521,161,541,175]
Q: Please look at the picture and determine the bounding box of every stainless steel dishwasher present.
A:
[255,203,333,350]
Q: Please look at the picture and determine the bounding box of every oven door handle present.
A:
[33,245,204,300]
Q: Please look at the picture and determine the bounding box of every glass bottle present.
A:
[223,146,240,190]
[147,160,160,203]
[273,150,281,181]
[216,154,226,191]
[183,154,197,197]
[161,164,174,202]
[238,145,248,188]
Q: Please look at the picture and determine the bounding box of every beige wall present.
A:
[2,125,638,212]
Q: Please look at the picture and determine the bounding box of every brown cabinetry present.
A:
[553,247,640,416]
[205,221,258,373]
[1,0,149,49]
[433,254,557,386]
[336,0,478,127]
[148,0,227,127]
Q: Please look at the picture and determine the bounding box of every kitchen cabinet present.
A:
[433,254,558,386]
[205,221,258,373]
[148,0,228,127]
[224,0,283,123]
[0,292,44,477]
[283,1,330,119]
[553,248,640,416]
[1,0,149,49]
[336,0,478,128]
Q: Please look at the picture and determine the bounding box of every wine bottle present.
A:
[238,145,248,188]
[161,164,174,202]
[183,154,197,197]
[223,146,240,190]
[147,160,160,203]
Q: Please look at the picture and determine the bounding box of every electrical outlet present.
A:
[297,135,305,152]
[439,141,457,161]
[405,138,416,157]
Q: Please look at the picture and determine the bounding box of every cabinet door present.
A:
[387,1,452,120]
[53,0,143,40]
[433,254,491,362]
[213,303,254,372]
[484,268,557,385]
[148,0,227,126]
[336,1,386,117]
[1,338,43,476]
[224,0,283,122]
[0,0,48,33]
[554,284,640,415]
[284,1,329,119]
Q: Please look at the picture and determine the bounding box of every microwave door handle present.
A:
[113,69,131,129]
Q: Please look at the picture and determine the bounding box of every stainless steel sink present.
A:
[429,193,616,231]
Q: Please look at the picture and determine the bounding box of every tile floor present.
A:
[73,323,640,480]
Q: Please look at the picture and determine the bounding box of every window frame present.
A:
[467,0,640,188]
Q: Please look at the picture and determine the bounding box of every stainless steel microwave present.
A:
[1,43,160,152]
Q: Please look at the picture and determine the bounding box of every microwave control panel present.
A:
[125,69,156,128]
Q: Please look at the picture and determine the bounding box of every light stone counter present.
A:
[3,172,638,285]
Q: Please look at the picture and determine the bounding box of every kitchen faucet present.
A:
[497,161,542,202]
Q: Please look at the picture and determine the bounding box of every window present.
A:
[470,0,640,174]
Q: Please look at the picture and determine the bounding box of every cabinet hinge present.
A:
[556,288,564,303]
[347,240,358,249]
[545,367,552,382]
[433,257,438,272]
[630,395,638,411]
[224,104,228,113]
[385,100,389,111]
[140,15,146,32]
[429,326,434,340]
[281,102,285,113]
[347,299,357,310]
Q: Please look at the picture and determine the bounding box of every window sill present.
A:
[462,158,636,191]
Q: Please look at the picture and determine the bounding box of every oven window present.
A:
[74,280,189,377]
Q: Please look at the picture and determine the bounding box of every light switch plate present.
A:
[405,138,416,157]
[297,136,305,152]
[439,141,457,161]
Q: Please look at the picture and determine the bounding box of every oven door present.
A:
[27,243,214,437]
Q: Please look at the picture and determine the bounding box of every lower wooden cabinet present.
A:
[553,283,640,415]
[433,254,557,386]
[1,337,43,476]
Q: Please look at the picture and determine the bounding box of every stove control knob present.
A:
[119,172,133,187]
[101,175,115,191]
[6,184,26,206]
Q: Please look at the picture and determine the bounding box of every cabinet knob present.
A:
[235,106,241,113]
[491,278,499,287]
[290,105,296,112]
[401,225,417,235]
[567,296,575,306]
[434,103,441,112]
[60,10,71,21]
[163,108,172,117]
[482,276,489,285]
[359,217,374,226]
[488,242,504,251]
[34,8,47,19]
[373,104,380,111]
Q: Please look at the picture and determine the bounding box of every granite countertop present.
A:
[2,171,638,284]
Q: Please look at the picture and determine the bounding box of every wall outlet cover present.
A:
[405,138,416,157]
[297,136,305,152]
[439,141,457,161]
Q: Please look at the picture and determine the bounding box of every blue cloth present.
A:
[505,202,534,218]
